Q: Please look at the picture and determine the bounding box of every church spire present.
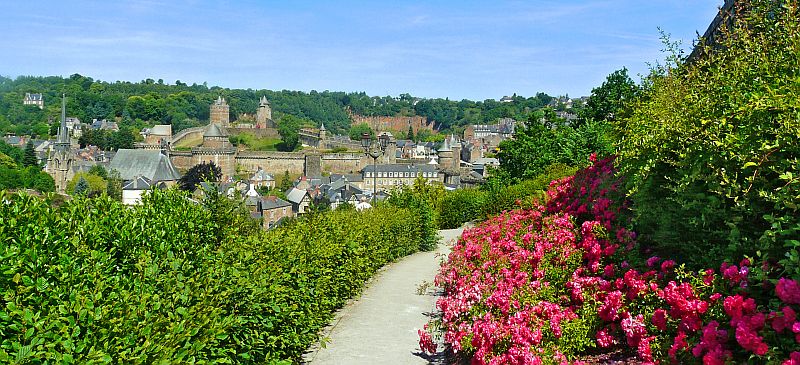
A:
[55,94,70,152]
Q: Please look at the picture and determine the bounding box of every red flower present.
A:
[777,278,800,305]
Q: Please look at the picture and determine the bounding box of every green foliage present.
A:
[178,161,221,191]
[348,122,374,141]
[78,127,135,151]
[22,141,37,167]
[67,172,106,197]
[0,188,430,363]
[88,164,108,179]
[278,170,293,193]
[276,114,307,151]
[72,176,89,196]
[0,166,55,192]
[0,152,17,169]
[496,119,612,182]
[617,0,800,274]
[106,170,123,201]
[579,68,639,125]
[384,178,442,251]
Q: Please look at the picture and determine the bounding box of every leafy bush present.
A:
[617,0,800,273]
[0,188,429,363]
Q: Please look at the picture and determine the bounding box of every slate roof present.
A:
[261,196,292,210]
[109,149,181,182]
[123,176,153,190]
[25,93,43,101]
[204,123,226,138]
[286,187,309,204]
[250,168,274,181]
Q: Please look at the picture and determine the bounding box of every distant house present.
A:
[91,119,119,132]
[286,187,311,214]
[109,149,181,186]
[122,176,152,205]
[23,93,44,109]
[261,196,293,229]
[499,95,514,103]
[249,167,275,189]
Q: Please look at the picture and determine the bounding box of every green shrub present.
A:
[0,189,429,363]
[617,0,800,273]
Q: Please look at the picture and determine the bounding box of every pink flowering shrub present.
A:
[421,156,800,364]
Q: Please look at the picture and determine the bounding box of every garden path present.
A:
[304,227,465,365]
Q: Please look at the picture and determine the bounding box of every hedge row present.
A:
[436,164,577,229]
[0,189,431,363]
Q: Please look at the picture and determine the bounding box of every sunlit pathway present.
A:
[304,227,465,365]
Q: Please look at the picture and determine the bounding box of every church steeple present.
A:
[55,94,70,152]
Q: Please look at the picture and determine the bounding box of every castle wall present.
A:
[228,127,279,139]
[321,153,369,174]
[236,152,306,176]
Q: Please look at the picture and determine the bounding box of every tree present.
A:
[73,176,89,196]
[0,152,17,169]
[67,172,107,197]
[580,68,639,124]
[349,123,374,141]
[89,164,108,179]
[22,141,37,167]
[178,161,222,191]
[279,170,293,192]
[407,125,415,142]
[276,115,303,152]
[106,170,123,201]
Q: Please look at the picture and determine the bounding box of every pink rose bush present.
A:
[421,156,800,364]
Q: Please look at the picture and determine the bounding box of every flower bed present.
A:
[421,156,800,364]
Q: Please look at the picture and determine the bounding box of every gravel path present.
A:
[304,227,465,365]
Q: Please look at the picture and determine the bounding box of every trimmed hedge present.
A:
[0,189,431,363]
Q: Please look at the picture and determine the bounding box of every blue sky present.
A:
[1,1,722,101]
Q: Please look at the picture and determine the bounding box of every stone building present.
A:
[361,164,439,192]
[298,123,327,148]
[24,93,44,109]
[249,167,275,189]
[255,96,276,129]
[210,96,230,127]
[260,196,293,229]
[46,95,74,193]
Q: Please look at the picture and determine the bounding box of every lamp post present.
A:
[361,133,389,201]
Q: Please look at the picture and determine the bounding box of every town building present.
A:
[23,93,44,109]
[122,176,153,205]
[260,196,293,229]
[361,164,439,191]
[286,187,311,214]
[249,167,275,189]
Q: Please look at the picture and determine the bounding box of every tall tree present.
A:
[279,170,293,192]
[22,141,38,168]
[276,115,303,152]
[407,125,415,142]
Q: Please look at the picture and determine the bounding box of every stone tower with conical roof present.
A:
[47,94,74,193]
[210,96,230,127]
[256,96,273,128]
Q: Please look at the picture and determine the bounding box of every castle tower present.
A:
[450,134,461,171]
[47,94,74,193]
[318,122,327,142]
[210,96,230,127]
[202,123,230,149]
[437,137,453,169]
[256,96,273,128]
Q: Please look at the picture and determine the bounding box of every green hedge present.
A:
[436,164,578,229]
[0,189,430,363]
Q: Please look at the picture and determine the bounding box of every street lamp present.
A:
[362,132,388,201]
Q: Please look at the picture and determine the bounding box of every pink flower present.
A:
[652,309,668,331]
[596,327,617,348]
[782,352,800,365]
[598,291,623,322]
[660,260,676,272]
[777,278,800,305]
[647,256,661,267]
